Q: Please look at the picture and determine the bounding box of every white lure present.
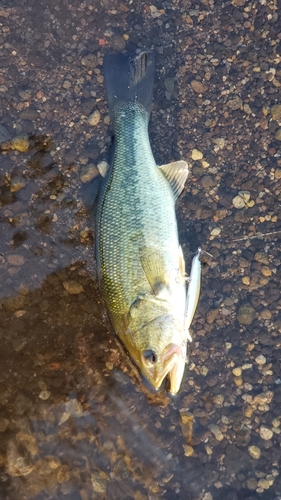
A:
[185,248,202,341]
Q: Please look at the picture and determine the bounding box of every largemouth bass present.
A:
[96,51,200,394]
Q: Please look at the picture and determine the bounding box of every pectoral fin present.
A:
[139,246,169,296]
[159,160,189,199]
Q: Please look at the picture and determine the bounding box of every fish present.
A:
[96,50,201,394]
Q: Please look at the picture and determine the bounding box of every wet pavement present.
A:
[1,0,281,499]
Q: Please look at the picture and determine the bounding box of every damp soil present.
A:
[0,1,281,499]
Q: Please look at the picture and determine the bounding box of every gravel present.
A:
[0,0,281,498]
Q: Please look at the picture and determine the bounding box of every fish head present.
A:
[132,314,187,395]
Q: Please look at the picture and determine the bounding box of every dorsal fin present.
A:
[159,160,188,199]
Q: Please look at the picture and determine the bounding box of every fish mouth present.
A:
[146,343,186,394]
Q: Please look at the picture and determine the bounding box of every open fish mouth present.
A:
[143,343,186,395]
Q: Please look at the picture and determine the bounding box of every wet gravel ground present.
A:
[1,0,281,499]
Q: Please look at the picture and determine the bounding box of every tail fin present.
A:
[103,51,155,119]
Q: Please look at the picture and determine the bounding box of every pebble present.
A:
[80,163,99,183]
[260,309,271,320]
[248,445,261,459]
[255,354,266,365]
[270,104,281,120]
[259,426,273,440]
[213,394,224,406]
[242,276,250,285]
[254,252,269,264]
[164,77,175,94]
[274,168,281,180]
[183,444,194,457]
[19,109,38,120]
[190,80,206,94]
[260,266,271,277]
[201,175,216,188]
[63,280,84,294]
[0,123,11,143]
[7,254,25,266]
[191,148,203,160]
[272,419,280,428]
[232,195,245,209]
[81,53,98,69]
[200,365,209,376]
[246,478,258,490]
[234,376,243,386]
[10,133,29,152]
[232,367,242,377]
[227,96,242,110]
[210,227,221,236]
[10,176,25,192]
[0,419,9,432]
[88,110,101,126]
[257,478,271,490]
[208,424,224,441]
[275,129,281,141]
[39,390,51,400]
[97,160,110,177]
[236,303,255,325]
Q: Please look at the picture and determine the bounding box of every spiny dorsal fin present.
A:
[159,160,189,199]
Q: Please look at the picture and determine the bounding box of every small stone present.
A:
[254,252,269,264]
[208,424,224,441]
[81,53,98,69]
[0,419,9,432]
[200,365,209,376]
[210,227,221,236]
[213,394,224,406]
[88,110,101,126]
[164,78,175,94]
[270,104,281,120]
[232,367,242,377]
[260,309,271,320]
[232,195,245,209]
[237,303,255,325]
[258,478,271,489]
[248,445,261,459]
[10,134,29,152]
[227,96,242,110]
[7,254,25,266]
[63,280,84,294]
[232,0,246,5]
[234,376,243,386]
[80,163,99,183]
[183,444,194,456]
[10,177,25,192]
[246,478,258,490]
[39,390,51,400]
[275,129,281,141]
[242,276,250,285]
[259,426,273,441]
[0,123,11,143]
[19,109,38,120]
[97,160,110,178]
[91,472,107,493]
[191,148,203,160]
[112,33,126,50]
[190,80,206,94]
[274,168,281,179]
[260,266,272,277]
[243,103,252,114]
[255,354,266,365]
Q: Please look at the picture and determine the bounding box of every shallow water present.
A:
[1,0,281,499]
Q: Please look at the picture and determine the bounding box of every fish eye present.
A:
[143,349,157,365]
